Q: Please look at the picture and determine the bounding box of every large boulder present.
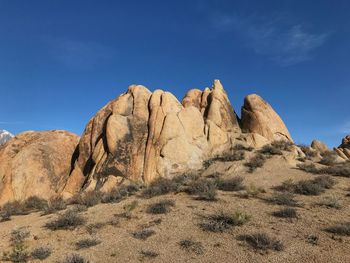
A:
[311,139,329,153]
[63,80,242,197]
[241,94,293,144]
[334,135,350,160]
[0,130,79,205]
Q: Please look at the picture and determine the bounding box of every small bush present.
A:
[185,178,217,201]
[24,196,48,211]
[297,163,319,174]
[307,235,319,245]
[31,247,52,260]
[324,222,350,236]
[215,176,244,192]
[298,145,318,159]
[316,196,342,209]
[179,239,204,255]
[200,211,250,232]
[259,145,283,156]
[141,178,179,198]
[60,254,90,263]
[319,151,338,166]
[45,210,85,230]
[271,140,294,152]
[42,197,67,215]
[238,233,284,251]
[268,192,299,207]
[70,191,102,208]
[244,154,266,172]
[132,229,156,240]
[294,176,335,196]
[75,238,101,250]
[321,162,350,177]
[140,250,159,258]
[10,229,30,245]
[1,201,28,220]
[233,144,254,152]
[3,228,30,263]
[238,184,265,199]
[147,200,175,214]
[272,208,298,218]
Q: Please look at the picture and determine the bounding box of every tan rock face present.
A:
[311,140,329,153]
[0,130,79,205]
[335,135,350,160]
[241,94,293,144]
[63,80,242,196]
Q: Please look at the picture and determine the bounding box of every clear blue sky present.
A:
[0,0,349,147]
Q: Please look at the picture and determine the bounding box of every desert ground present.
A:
[1,147,349,263]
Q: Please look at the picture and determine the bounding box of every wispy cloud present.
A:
[0,121,24,125]
[339,121,350,134]
[45,37,116,70]
[211,13,331,66]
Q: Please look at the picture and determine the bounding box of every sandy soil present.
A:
[0,154,349,263]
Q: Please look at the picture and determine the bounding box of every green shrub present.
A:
[319,151,338,166]
[31,247,52,260]
[60,254,90,263]
[132,229,156,240]
[24,196,48,211]
[200,211,250,232]
[45,210,85,230]
[238,233,284,251]
[268,192,299,207]
[316,196,342,209]
[141,178,179,198]
[324,222,350,236]
[42,197,67,215]
[244,154,266,172]
[179,239,204,255]
[185,178,217,201]
[146,200,175,214]
[215,176,244,192]
[75,238,101,250]
[272,208,298,218]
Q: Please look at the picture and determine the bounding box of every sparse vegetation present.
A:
[0,201,29,221]
[272,207,298,218]
[307,235,319,245]
[200,211,250,232]
[147,200,175,214]
[132,229,156,240]
[31,247,52,260]
[42,197,67,215]
[215,176,245,191]
[238,233,284,251]
[233,144,254,152]
[75,238,101,250]
[297,163,319,174]
[2,228,30,263]
[141,178,179,198]
[69,191,102,207]
[268,192,299,207]
[179,239,204,255]
[297,161,350,178]
[316,196,342,209]
[60,254,90,263]
[259,144,282,156]
[298,145,318,159]
[185,178,217,201]
[244,153,266,172]
[319,151,338,166]
[324,222,350,236]
[45,210,85,230]
[100,183,141,203]
[238,184,266,199]
[23,196,48,211]
[140,250,159,258]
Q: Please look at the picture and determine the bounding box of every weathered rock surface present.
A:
[335,135,350,160]
[311,140,329,153]
[0,130,79,205]
[63,80,243,197]
[241,94,293,144]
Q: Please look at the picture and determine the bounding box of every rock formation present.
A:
[241,94,293,144]
[311,140,329,153]
[335,135,350,160]
[63,80,293,197]
[0,130,79,205]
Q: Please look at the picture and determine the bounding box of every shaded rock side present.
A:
[241,94,293,144]
[63,80,241,197]
[311,139,329,153]
[0,130,79,205]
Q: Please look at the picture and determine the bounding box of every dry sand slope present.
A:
[0,150,350,263]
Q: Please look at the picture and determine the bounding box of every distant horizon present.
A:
[1,0,349,147]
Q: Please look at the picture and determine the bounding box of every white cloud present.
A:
[211,13,330,66]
